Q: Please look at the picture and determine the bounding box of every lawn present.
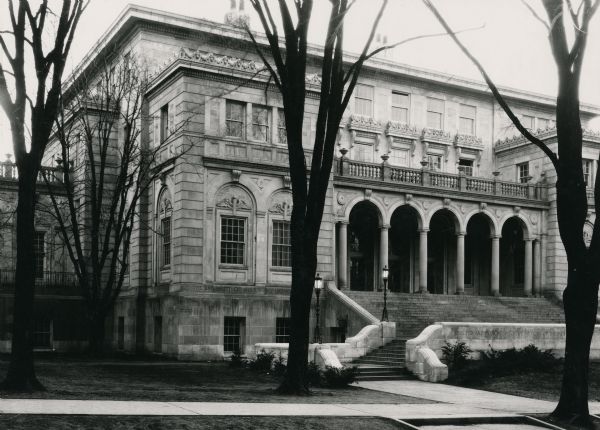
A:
[0,355,430,404]
[0,415,402,430]
[445,359,600,402]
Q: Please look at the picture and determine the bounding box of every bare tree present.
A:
[45,55,188,353]
[0,0,86,391]
[247,0,387,393]
[424,0,599,424]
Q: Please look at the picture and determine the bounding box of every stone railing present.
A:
[337,158,546,202]
[0,162,64,185]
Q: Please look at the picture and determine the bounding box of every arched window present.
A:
[158,188,172,269]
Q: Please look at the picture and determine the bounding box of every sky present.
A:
[1,0,599,155]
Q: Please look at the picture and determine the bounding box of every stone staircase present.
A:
[345,292,564,380]
[353,339,410,381]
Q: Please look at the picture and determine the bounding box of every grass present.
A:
[0,415,403,430]
[445,358,600,402]
[0,355,430,404]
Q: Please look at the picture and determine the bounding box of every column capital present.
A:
[524,237,534,242]
[490,234,501,240]
[337,220,349,225]
[418,228,429,233]
[456,231,466,237]
[380,224,391,230]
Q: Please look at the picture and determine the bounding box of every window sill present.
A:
[219,264,248,270]
[271,267,292,273]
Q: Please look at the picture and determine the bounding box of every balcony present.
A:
[0,161,66,194]
[0,270,79,295]
[336,157,547,203]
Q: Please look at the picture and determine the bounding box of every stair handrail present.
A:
[325,282,379,325]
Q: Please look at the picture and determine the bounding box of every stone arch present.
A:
[343,195,385,227]
[464,209,499,237]
[267,189,293,220]
[499,213,533,240]
[425,204,464,233]
[157,186,173,215]
[213,182,256,212]
[386,201,425,230]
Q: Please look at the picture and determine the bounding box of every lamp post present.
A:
[381,266,389,322]
[313,273,323,344]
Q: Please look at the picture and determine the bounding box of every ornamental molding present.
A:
[385,121,420,139]
[495,126,600,153]
[454,133,483,149]
[421,127,453,145]
[215,185,252,213]
[347,114,384,133]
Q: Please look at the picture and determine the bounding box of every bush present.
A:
[307,361,323,387]
[248,349,276,372]
[272,353,287,376]
[442,341,472,370]
[229,348,246,368]
[482,344,558,373]
[322,366,357,388]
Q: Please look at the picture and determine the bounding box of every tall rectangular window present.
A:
[224,316,245,353]
[252,105,269,142]
[354,143,374,163]
[459,104,476,135]
[427,97,444,129]
[517,162,530,183]
[161,217,171,267]
[160,104,169,142]
[355,84,374,117]
[390,148,409,166]
[277,108,287,144]
[583,159,593,186]
[226,100,245,138]
[459,159,474,176]
[391,92,409,124]
[34,231,45,279]
[275,317,291,343]
[272,220,291,267]
[428,153,443,171]
[522,115,535,130]
[221,217,245,265]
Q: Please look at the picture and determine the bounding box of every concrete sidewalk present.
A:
[0,380,599,420]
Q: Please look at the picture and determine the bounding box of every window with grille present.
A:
[224,316,245,353]
[459,104,476,135]
[220,217,245,265]
[272,221,291,267]
[459,159,474,176]
[522,115,535,130]
[583,159,593,186]
[252,105,269,141]
[390,148,409,166]
[517,162,530,183]
[391,92,409,124]
[226,100,245,138]
[355,84,374,117]
[160,104,169,142]
[161,217,171,267]
[275,317,291,343]
[428,154,443,171]
[34,231,45,279]
[277,108,287,144]
[427,97,444,129]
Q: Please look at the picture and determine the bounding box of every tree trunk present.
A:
[87,311,107,355]
[552,267,599,425]
[1,169,44,392]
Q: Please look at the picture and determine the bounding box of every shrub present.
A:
[442,341,472,370]
[481,344,559,374]
[248,349,276,372]
[272,353,287,376]
[322,366,357,388]
[307,361,323,387]
[229,348,246,368]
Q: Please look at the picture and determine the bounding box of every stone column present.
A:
[379,225,390,292]
[456,232,465,295]
[533,239,541,297]
[491,235,500,297]
[540,233,547,296]
[337,222,348,289]
[419,228,429,293]
[524,238,533,297]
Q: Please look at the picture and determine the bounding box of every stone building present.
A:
[4,4,599,359]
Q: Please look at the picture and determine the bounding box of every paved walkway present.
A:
[1,380,600,420]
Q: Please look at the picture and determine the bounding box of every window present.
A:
[252,105,270,141]
[34,231,45,279]
[117,317,125,350]
[272,220,291,267]
[459,104,476,135]
[537,118,550,130]
[459,159,474,176]
[161,217,171,267]
[355,84,374,117]
[160,104,169,142]
[428,154,443,171]
[221,217,245,265]
[427,97,444,129]
[391,92,409,124]
[522,115,535,130]
[275,317,291,343]
[583,159,593,186]
[224,316,245,353]
[517,162,530,183]
[277,108,287,144]
[226,100,245,138]
[354,143,373,163]
[390,148,409,166]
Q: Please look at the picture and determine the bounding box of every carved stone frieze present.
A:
[215,185,252,212]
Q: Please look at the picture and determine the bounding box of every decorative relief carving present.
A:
[365,189,372,200]
[251,177,269,191]
[348,114,383,133]
[455,134,483,148]
[385,121,420,138]
[530,214,538,225]
[443,198,451,207]
[179,49,260,72]
[383,196,391,207]
[513,206,521,214]
[337,193,346,205]
[269,191,293,218]
[421,127,453,144]
[480,202,487,211]
[231,169,242,182]
[215,185,252,212]
[305,73,322,86]
[584,221,594,248]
